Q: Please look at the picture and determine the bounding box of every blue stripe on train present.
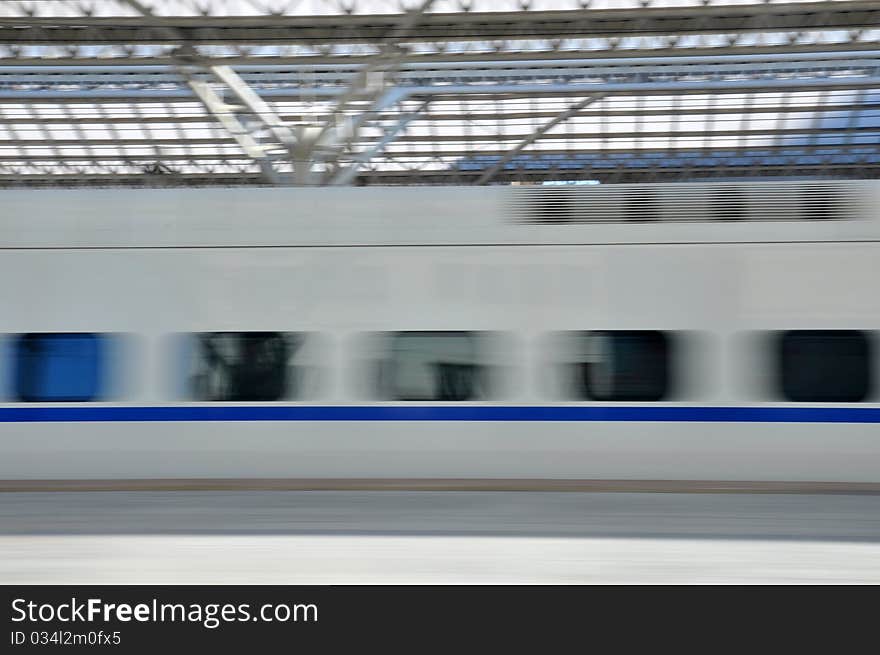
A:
[0,405,879,423]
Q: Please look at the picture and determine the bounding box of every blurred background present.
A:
[1,0,879,584]
[0,0,877,187]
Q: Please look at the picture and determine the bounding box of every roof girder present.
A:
[3,3,878,45]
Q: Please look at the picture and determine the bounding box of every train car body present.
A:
[1,181,879,485]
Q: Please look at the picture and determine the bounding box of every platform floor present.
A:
[2,491,879,583]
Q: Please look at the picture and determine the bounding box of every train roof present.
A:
[2,180,879,249]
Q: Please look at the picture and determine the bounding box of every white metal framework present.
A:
[0,0,877,186]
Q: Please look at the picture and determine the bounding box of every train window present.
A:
[778,331,871,402]
[381,331,486,401]
[188,332,303,401]
[572,331,672,401]
[14,333,106,402]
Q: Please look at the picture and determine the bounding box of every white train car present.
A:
[1,180,879,488]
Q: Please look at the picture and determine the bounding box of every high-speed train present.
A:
[1,180,879,489]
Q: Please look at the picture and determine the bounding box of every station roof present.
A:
[0,0,877,187]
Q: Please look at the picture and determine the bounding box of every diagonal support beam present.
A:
[185,77,280,184]
[330,99,431,186]
[314,0,435,138]
[124,0,296,184]
[476,93,607,185]
[208,64,297,150]
[309,0,435,183]
[313,85,412,175]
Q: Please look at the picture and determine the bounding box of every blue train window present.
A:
[15,333,105,402]
[779,330,871,402]
[574,331,672,401]
[383,331,485,401]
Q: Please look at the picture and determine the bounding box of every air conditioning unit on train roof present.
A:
[506,180,862,224]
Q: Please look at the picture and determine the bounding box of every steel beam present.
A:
[3,3,877,45]
[3,53,878,92]
[1,100,875,126]
[0,162,876,189]
[476,94,607,185]
[4,40,879,67]
[3,140,875,163]
[330,100,431,186]
[2,72,877,102]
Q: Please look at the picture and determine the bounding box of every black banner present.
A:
[0,586,870,651]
